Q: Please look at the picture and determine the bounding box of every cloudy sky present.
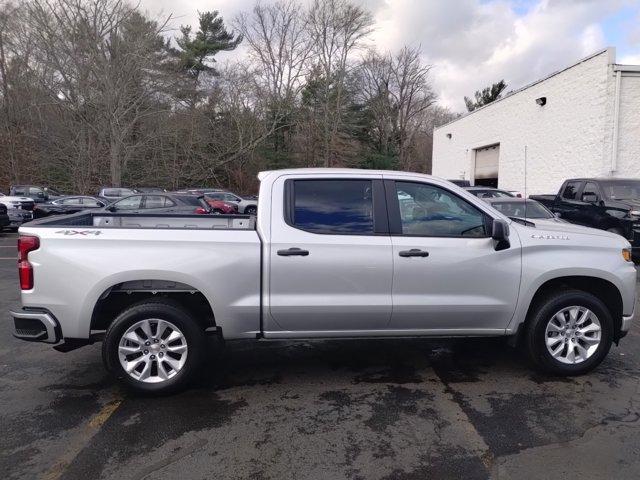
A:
[140,0,640,112]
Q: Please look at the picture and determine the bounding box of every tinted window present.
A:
[396,182,486,237]
[103,189,120,197]
[581,182,599,201]
[562,182,581,200]
[224,193,240,202]
[292,180,374,234]
[13,187,26,195]
[144,195,171,208]
[114,196,142,210]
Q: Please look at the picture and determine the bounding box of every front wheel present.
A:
[524,290,613,376]
[102,299,206,395]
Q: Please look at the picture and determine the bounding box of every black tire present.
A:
[524,289,613,376]
[212,209,223,215]
[102,298,206,395]
[245,206,257,216]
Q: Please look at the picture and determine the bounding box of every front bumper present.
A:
[10,309,61,343]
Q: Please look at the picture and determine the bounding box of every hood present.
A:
[515,218,622,241]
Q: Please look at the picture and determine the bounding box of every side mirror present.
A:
[492,218,510,251]
[582,193,597,203]
[107,205,117,212]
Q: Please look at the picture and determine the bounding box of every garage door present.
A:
[474,144,499,180]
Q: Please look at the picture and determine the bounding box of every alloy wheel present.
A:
[544,306,601,365]
[118,318,188,383]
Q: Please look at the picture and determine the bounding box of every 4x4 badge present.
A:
[55,230,102,236]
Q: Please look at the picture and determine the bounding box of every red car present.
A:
[205,198,238,214]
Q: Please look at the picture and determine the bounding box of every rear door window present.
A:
[290,180,374,235]
[114,196,142,210]
[562,182,582,200]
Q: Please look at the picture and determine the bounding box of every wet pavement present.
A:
[1,229,639,479]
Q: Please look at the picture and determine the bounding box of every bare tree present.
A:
[389,46,435,168]
[307,0,372,166]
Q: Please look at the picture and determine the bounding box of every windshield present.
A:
[491,201,553,219]
[599,180,640,200]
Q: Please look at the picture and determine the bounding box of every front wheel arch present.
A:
[521,276,623,343]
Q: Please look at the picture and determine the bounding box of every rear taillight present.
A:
[194,207,208,214]
[18,235,39,290]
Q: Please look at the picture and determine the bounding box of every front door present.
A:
[386,178,522,332]
[266,175,393,334]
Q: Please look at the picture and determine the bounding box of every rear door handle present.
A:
[399,249,429,258]
[277,247,310,257]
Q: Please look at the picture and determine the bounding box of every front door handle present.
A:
[277,247,310,257]
[399,249,429,258]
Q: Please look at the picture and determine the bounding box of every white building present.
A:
[432,48,640,195]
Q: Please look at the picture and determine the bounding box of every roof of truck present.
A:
[258,168,436,181]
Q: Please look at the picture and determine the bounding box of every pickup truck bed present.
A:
[31,211,255,230]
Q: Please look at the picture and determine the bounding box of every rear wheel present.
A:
[244,205,257,216]
[524,290,613,375]
[102,299,206,395]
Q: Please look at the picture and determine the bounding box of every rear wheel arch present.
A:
[522,276,623,341]
[90,280,217,336]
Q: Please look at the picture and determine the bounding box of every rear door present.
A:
[386,176,521,332]
[266,174,393,334]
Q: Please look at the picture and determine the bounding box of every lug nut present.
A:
[145,341,150,346]
[160,344,165,349]
[150,354,156,360]
[154,339,159,343]
[159,352,164,357]
[143,349,149,355]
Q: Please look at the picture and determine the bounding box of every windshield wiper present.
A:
[509,216,536,227]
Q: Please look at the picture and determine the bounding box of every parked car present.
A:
[11,168,636,394]
[0,191,35,211]
[530,178,640,257]
[0,203,9,231]
[33,196,106,219]
[10,185,63,203]
[465,186,516,199]
[97,188,137,202]
[483,197,564,223]
[201,197,238,214]
[203,191,258,215]
[6,208,33,230]
[97,193,211,215]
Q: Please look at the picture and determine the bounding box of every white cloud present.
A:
[140,0,633,111]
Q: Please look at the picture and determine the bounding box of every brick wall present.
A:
[432,49,620,196]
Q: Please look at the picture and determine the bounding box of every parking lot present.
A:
[0,230,639,480]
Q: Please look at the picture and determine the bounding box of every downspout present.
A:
[610,69,622,174]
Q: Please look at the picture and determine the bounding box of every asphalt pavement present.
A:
[1,230,639,479]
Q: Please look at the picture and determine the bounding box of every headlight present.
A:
[631,210,640,217]
[622,248,633,262]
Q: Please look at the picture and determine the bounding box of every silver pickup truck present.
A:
[11,169,637,394]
